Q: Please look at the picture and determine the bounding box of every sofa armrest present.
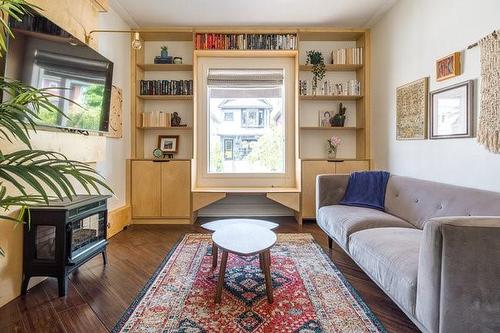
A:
[315,174,349,215]
[416,217,500,333]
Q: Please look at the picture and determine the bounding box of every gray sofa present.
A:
[316,174,500,333]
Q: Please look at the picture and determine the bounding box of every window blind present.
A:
[208,69,283,98]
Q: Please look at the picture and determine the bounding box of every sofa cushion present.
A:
[385,175,500,229]
[317,205,414,249]
[349,228,421,315]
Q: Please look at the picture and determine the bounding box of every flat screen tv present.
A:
[2,12,114,133]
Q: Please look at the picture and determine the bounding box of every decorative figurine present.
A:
[171,112,182,127]
[160,46,168,58]
[173,57,183,64]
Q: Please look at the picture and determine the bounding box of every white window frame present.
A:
[194,56,297,189]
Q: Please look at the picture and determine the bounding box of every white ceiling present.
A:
[110,0,398,28]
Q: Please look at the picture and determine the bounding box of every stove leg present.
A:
[58,276,67,297]
[102,250,108,265]
[21,275,30,295]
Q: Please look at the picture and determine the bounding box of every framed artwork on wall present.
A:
[429,80,474,139]
[396,77,429,140]
[436,52,461,81]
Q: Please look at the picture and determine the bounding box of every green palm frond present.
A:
[0,0,41,55]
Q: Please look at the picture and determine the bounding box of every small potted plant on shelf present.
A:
[327,136,341,159]
[160,45,168,58]
[306,50,326,95]
[331,103,347,127]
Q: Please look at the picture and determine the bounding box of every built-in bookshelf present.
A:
[129,28,371,223]
[298,29,370,161]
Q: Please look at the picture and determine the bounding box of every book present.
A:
[331,47,363,65]
[195,33,297,50]
[140,80,193,96]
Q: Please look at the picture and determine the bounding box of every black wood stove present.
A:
[22,195,111,296]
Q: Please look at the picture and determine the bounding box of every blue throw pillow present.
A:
[339,171,390,211]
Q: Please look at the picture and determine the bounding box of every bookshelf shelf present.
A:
[299,64,363,72]
[137,95,193,100]
[299,95,363,101]
[300,126,359,131]
[137,126,193,130]
[137,64,193,71]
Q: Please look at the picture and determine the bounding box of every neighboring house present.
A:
[212,99,277,161]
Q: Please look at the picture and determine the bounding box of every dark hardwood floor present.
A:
[0,217,420,333]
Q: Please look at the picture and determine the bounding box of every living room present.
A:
[0,0,499,332]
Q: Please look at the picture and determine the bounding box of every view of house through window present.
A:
[208,69,285,173]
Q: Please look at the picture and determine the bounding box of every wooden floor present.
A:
[0,217,420,333]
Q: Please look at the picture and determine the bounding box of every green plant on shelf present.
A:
[306,50,326,93]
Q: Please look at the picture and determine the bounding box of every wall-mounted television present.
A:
[2,12,114,133]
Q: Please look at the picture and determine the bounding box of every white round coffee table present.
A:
[212,224,277,304]
[201,219,278,270]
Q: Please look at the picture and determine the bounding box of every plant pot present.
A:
[160,50,168,58]
[331,115,346,127]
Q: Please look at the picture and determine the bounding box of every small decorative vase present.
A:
[160,49,168,58]
[328,150,337,160]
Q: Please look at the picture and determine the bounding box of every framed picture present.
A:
[318,111,332,127]
[429,80,474,139]
[396,77,429,140]
[158,135,179,153]
[436,52,461,81]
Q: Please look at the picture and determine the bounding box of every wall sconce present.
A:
[85,30,142,50]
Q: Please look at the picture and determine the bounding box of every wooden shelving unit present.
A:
[137,126,193,130]
[136,64,193,71]
[130,27,371,224]
[299,95,363,101]
[299,126,359,130]
[299,64,362,72]
[137,95,193,100]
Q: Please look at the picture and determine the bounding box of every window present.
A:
[223,111,234,121]
[223,138,234,160]
[195,56,296,189]
[207,69,284,173]
[241,109,265,128]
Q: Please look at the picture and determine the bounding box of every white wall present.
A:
[371,0,500,192]
[96,7,131,210]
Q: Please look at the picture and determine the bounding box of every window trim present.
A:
[194,55,297,189]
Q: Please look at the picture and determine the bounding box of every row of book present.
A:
[140,80,193,96]
[195,33,297,50]
[331,47,363,65]
[299,79,362,96]
[141,112,174,128]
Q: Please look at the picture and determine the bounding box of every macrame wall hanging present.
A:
[477,30,500,153]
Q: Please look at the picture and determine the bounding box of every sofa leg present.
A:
[328,237,333,249]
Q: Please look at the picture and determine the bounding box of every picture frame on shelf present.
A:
[396,77,429,140]
[436,52,461,81]
[429,80,474,139]
[158,135,179,153]
[318,111,332,127]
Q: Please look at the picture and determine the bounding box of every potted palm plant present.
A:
[0,0,112,256]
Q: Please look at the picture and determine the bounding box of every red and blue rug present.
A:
[112,234,386,332]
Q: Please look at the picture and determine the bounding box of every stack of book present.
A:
[331,47,363,65]
[140,80,193,96]
[141,111,172,128]
[195,33,297,50]
[299,79,362,96]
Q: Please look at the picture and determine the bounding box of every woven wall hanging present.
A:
[477,30,500,153]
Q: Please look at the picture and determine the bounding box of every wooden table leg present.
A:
[263,250,273,304]
[259,252,264,270]
[215,251,228,303]
[212,241,218,270]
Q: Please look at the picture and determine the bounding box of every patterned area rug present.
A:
[112,234,386,333]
